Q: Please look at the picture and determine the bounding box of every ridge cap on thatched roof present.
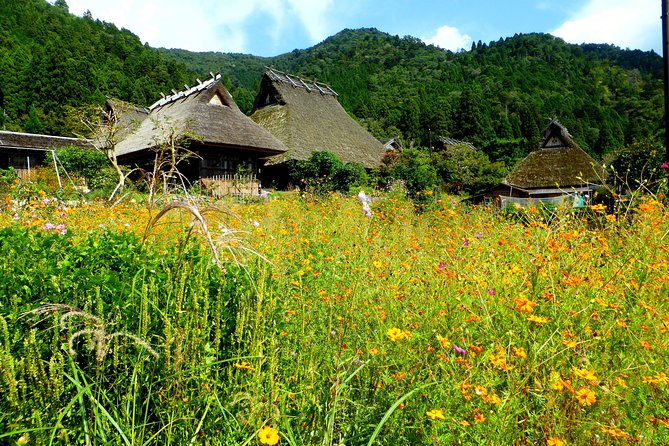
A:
[264,67,338,97]
[148,73,222,110]
[537,119,577,150]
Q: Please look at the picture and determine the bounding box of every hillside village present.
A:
[0,0,667,204]
[2,2,669,445]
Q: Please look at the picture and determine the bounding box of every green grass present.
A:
[1,191,668,445]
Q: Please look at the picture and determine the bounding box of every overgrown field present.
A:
[1,190,668,445]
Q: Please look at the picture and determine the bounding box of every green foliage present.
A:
[0,224,245,444]
[385,148,438,203]
[161,29,663,164]
[608,138,666,191]
[0,166,16,184]
[290,151,366,195]
[56,146,117,191]
[433,143,508,195]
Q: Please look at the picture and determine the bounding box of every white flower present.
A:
[357,190,371,204]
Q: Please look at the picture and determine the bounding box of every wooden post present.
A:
[51,150,62,189]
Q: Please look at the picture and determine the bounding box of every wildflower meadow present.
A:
[1,176,669,445]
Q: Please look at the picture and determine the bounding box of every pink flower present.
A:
[452,344,467,355]
[661,162,669,169]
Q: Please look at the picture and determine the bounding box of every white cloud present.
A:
[287,0,335,43]
[64,0,336,54]
[423,25,472,52]
[551,0,660,51]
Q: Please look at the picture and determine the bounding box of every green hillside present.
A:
[160,28,664,163]
[0,0,663,166]
[0,0,192,135]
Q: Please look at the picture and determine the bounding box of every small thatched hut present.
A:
[0,130,94,179]
[111,74,287,185]
[250,68,386,185]
[490,120,606,206]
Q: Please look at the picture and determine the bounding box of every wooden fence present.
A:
[200,174,260,197]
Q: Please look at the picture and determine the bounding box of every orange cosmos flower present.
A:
[575,387,596,406]
[572,367,598,385]
[512,346,527,359]
[472,409,486,423]
[546,437,564,446]
[513,296,536,313]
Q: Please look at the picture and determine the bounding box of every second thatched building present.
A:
[489,120,606,207]
[250,68,387,186]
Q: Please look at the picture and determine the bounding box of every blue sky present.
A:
[62,0,661,56]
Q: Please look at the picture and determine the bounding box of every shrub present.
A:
[290,151,366,195]
[386,148,439,204]
[56,145,117,192]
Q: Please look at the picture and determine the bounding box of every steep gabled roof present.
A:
[438,137,476,151]
[250,68,386,168]
[0,130,93,151]
[505,120,605,189]
[102,98,149,144]
[114,74,287,157]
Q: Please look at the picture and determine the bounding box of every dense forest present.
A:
[164,29,664,164]
[1,0,665,169]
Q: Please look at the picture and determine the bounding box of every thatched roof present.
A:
[250,68,386,168]
[505,120,605,189]
[438,137,476,151]
[115,74,287,158]
[102,98,149,144]
[0,130,93,151]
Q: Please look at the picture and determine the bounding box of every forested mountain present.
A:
[0,0,663,167]
[0,0,192,135]
[162,28,664,164]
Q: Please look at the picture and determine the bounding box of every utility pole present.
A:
[663,0,669,162]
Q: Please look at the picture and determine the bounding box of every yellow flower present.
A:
[436,334,450,349]
[512,346,527,359]
[562,339,577,348]
[426,409,446,421]
[386,327,411,342]
[575,387,596,406]
[527,314,549,325]
[257,426,280,445]
[546,437,564,446]
[233,361,255,372]
[573,367,598,385]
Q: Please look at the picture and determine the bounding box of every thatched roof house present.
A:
[488,120,606,206]
[112,74,287,181]
[250,68,386,170]
[437,137,476,151]
[0,130,94,178]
